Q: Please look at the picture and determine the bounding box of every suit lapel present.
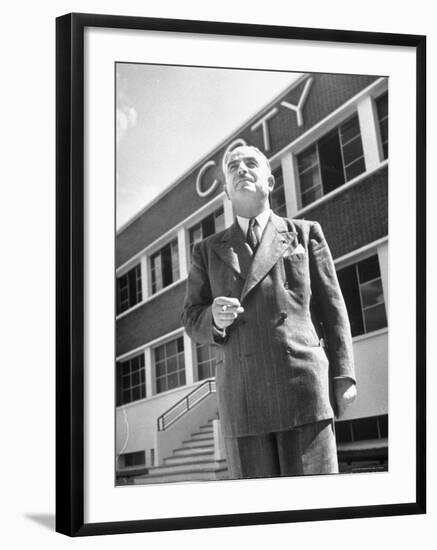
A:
[212,223,252,280]
[240,213,297,302]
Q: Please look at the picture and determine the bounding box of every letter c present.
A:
[196,160,219,197]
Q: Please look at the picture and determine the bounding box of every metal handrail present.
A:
[157,379,216,431]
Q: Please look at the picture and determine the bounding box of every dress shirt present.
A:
[236,208,271,241]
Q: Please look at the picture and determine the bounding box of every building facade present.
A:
[115,72,389,482]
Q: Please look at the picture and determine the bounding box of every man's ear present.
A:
[267,174,275,192]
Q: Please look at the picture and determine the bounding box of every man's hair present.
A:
[223,145,271,176]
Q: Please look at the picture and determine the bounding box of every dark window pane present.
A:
[155,361,165,376]
[179,369,186,386]
[122,389,131,404]
[154,346,164,362]
[364,303,387,332]
[337,264,364,337]
[124,451,145,467]
[361,279,384,308]
[376,93,388,120]
[156,378,167,394]
[300,165,321,193]
[202,214,215,238]
[271,187,286,216]
[358,255,380,283]
[166,356,177,374]
[352,417,379,441]
[121,361,130,376]
[344,157,365,181]
[342,136,364,167]
[166,339,177,357]
[297,145,318,172]
[318,130,345,194]
[121,374,130,390]
[131,371,139,386]
[132,386,141,401]
[177,337,184,353]
[167,373,179,391]
[335,421,352,443]
[161,244,173,287]
[340,115,360,144]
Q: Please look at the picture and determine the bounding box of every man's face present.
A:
[224,147,274,208]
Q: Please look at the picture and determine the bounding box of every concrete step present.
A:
[147,459,226,476]
[133,467,230,484]
[164,452,215,466]
[198,424,214,432]
[190,430,213,439]
[184,433,214,443]
[180,439,214,449]
[173,446,214,457]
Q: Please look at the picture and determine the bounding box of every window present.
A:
[150,239,179,294]
[270,166,287,217]
[117,264,142,314]
[335,414,388,444]
[119,451,145,468]
[196,343,217,380]
[297,114,366,207]
[337,254,387,337]
[117,353,146,405]
[375,92,388,160]
[189,207,225,258]
[154,336,186,394]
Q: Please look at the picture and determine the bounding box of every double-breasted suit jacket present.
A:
[182,212,355,439]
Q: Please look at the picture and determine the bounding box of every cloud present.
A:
[116,75,138,144]
[117,103,138,144]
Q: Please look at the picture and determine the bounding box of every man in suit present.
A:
[182,145,356,478]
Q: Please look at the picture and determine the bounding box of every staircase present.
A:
[134,418,229,484]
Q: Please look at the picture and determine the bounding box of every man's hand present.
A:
[334,378,357,418]
[212,297,244,330]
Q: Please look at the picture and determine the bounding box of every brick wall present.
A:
[116,280,186,357]
[296,166,388,259]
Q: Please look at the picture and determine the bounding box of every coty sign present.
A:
[196,77,313,197]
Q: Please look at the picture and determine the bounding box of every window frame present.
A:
[116,262,142,315]
[152,335,186,395]
[336,251,388,338]
[117,352,147,406]
[149,237,180,295]
[296,111,366,209]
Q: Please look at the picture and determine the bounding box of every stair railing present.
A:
[157,379,216,431]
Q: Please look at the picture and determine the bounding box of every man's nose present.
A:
[237,161,248,174]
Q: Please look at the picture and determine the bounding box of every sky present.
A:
[116,64,301,229]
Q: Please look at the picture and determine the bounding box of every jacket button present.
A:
[284,281,289,289]
[280,311,288,320]
[286,346,293,355]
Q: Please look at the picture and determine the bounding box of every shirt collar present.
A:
[236,208,271,236]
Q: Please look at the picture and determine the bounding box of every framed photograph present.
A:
[56,12,426,536]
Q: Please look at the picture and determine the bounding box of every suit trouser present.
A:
[224,419,338,478]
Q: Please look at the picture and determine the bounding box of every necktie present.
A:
[246,218,260,252]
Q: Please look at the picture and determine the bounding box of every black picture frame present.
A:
[56,12,426,537]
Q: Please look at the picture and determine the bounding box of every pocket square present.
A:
[283,243,306,258]
[291,243,306,256]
